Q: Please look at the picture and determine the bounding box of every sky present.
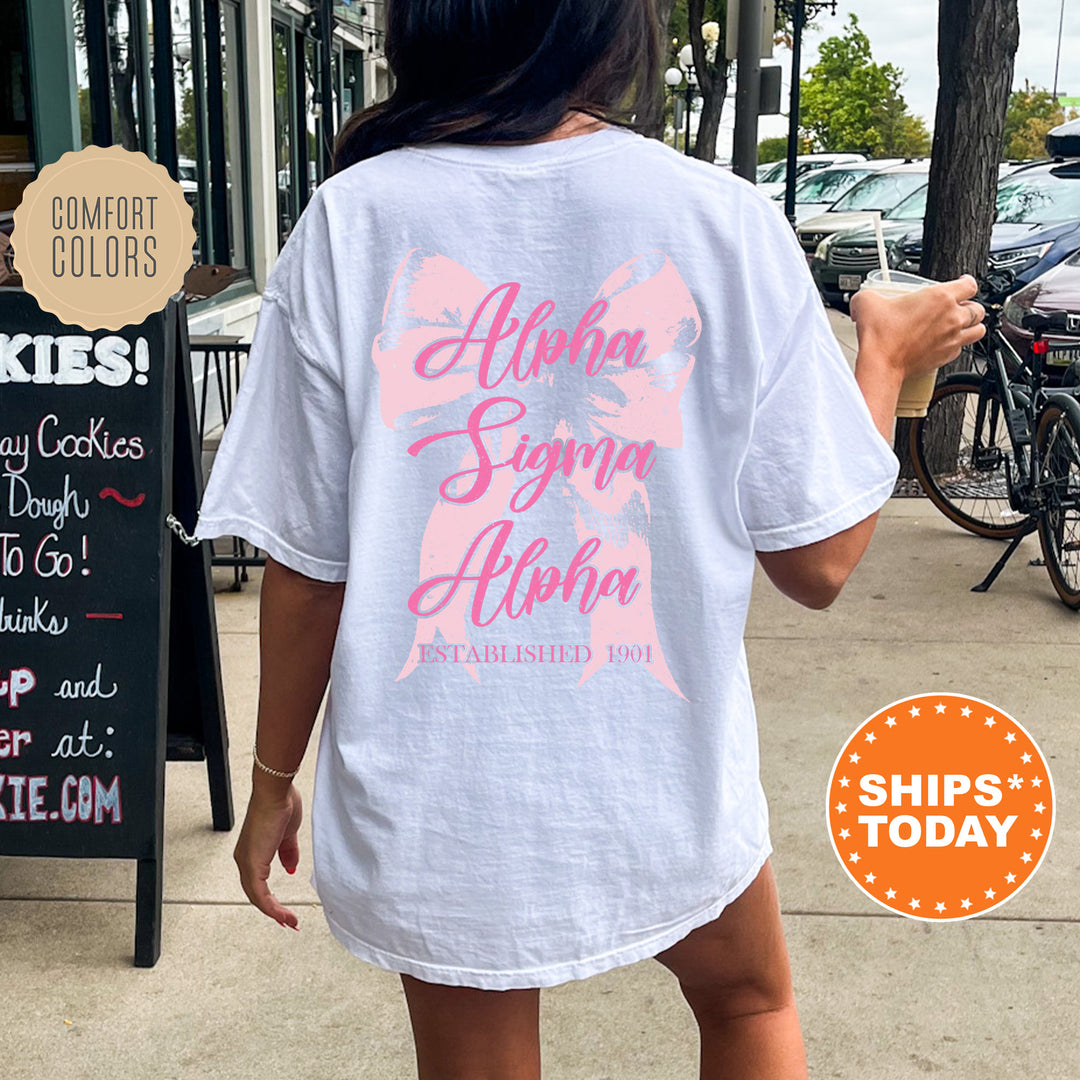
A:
[715,0,1080,157]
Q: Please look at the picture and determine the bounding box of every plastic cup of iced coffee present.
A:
[859,268,940,418]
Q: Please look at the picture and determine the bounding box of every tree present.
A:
[1003,81,1078,160]
[655,2,817,158]
[922,2,1019,284]
[639,0,679,140]
[877,95,934,158]
[757,135,788,163]
[910,0,1020,477]
[894,114,934,158]
[682,0,731,162]
[798,14,931,157]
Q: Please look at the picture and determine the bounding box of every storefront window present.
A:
[171,0,202,260]
[71,0,152,151]
[0,1,34,228]
[220,0,248,269]
[106,0,141,150]
[73,2,93,147]
[273,22,295,250]
[66,0,247,271]
[304,36,319,199]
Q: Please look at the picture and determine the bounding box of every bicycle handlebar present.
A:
[976,268,1018,307]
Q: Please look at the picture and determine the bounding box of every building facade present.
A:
[3,0,391,337]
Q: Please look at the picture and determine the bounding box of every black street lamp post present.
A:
[774,0,837,227]
[683,78,697,156]
[665,45,699,156]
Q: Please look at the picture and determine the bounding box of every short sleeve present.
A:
[194,294,352,581]
[736,280,900,552]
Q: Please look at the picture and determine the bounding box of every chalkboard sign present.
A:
[0,290,232,966]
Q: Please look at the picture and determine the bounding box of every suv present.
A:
[796,160,931,259]
[812,158,1080,307]
[892,160,1080,286]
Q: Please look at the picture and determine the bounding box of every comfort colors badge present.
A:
[11,145,196,331]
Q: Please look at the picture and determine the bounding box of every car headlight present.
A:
[989,242,1052,270]
[897,246,922,273]
[814,235,834,260]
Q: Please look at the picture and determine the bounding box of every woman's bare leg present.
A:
[399,974,541,1080]
[653,860,808,1080]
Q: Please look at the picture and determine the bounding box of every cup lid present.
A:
[863,269,936,289]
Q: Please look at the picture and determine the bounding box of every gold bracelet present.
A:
[253,743,300,779]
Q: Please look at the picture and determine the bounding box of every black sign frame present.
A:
[0,291,232,967]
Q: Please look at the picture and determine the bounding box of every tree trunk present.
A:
[639,0,678,141]
[922,0,1019,282]
[687,0,728,162]
[109,0,139,151]
[693,59,729,163]
[898,0,1019,477]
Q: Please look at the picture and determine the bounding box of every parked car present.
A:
[1001,248,1080,383]
[810,159,1080,307]
[810,183,929,305]
[1001,160,1039,179]
[796,160,931,258]
[1046,117,1080,157]
[771,159,906,223]
[756,153,868,197]
[895,159,1080,284]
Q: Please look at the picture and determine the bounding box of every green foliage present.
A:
[663,0,819,152]
[177,86,197,160]
[757,135,788,163]
[1003,82,1077,160]
[798,14,930,158]
[78,89,92,149]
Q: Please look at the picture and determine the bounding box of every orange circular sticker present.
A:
[11,144,196,331]
[827,693,1054,920]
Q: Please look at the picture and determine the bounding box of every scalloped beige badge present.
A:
[11,144,196,331]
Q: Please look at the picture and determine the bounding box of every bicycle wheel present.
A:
[909,376,1027,539]
[1035,397,1080,609]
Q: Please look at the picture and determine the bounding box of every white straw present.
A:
[871,211,892,283]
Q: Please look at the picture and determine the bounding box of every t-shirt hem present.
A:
[194,514,348,582]
[747,473,898,553]
[317,838,774,990]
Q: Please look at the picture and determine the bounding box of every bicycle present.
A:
[908,269,1080,609]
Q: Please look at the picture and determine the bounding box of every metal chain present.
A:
[166,513,201,547]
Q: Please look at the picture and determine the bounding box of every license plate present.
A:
[1047,346,1080,366]
[838,274,863,292]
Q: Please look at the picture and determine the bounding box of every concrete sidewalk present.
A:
[3,498,1077,1079]
[3,306,1078,1076]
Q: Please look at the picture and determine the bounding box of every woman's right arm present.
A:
[233,556,345,929]
[755,275,987,609]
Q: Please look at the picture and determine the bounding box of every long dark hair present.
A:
[332,0,662,172]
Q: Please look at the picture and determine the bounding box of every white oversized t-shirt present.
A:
[195,124,899,989]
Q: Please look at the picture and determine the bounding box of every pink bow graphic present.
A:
[371,248,701,697]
